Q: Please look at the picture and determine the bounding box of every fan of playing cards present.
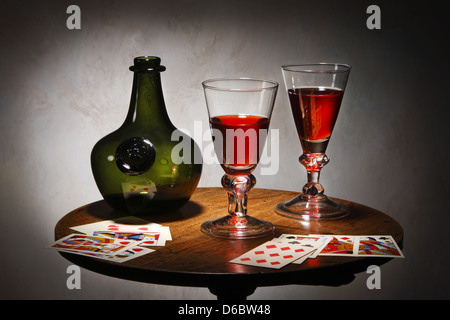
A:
[49,216,171,263]
[230,234,404,269]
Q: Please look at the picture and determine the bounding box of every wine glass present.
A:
[201,78,278,239]
[275,63,351,220]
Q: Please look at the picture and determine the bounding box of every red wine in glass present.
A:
[210,114,269,175]
[201,78,278,239]
[288,87,343,153]
[275,63,350,221]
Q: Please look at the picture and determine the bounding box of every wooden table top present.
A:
[54,187,404,293]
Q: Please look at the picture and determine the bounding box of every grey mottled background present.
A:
[0,0,448,299]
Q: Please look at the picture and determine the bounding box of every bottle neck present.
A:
[122,71,173,129]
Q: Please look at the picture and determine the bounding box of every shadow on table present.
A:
[85,199,203,223]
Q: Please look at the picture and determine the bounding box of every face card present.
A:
[92,231,163,246]
[356,235,404,258]
[312,235,358,256]
[70,216,171,245]
[93,231,146,241]
[49,234,139,256]
[229,239,316,269]
[60,245,155,263]
[105,246,155,263]
[146,226,172,243]
[82,246,156,263]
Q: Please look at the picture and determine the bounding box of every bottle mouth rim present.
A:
[130,56,166,72]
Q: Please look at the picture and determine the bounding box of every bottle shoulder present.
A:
[91,122,194,154]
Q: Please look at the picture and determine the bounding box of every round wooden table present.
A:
[54,188,404,300]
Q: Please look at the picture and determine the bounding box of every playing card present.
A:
[312,235,358,256]
[356,235,404,258]
[291,251,316,265]
[92,230,165,246]
[49,234,140,256]
[119,226,171,245]
[308,235,334,258]
[70,216,162,235]
[59,244,155,262]
[70,216,172,246]
[141,226,172,244]
[229,238,316,269]
[75,246,156,263]
[93,231,147,241]
[279,234,332,259]
[103,246,155,263]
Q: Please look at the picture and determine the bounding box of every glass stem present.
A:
[221,174,256,217]
[299,153,329,199]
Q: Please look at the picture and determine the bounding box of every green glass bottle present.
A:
[91,56,202,215]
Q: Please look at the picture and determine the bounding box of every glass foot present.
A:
[275,194,349,221]
[201,215,274,239]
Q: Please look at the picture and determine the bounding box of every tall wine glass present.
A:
[275,63,351,220]
[201,78,278,239]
